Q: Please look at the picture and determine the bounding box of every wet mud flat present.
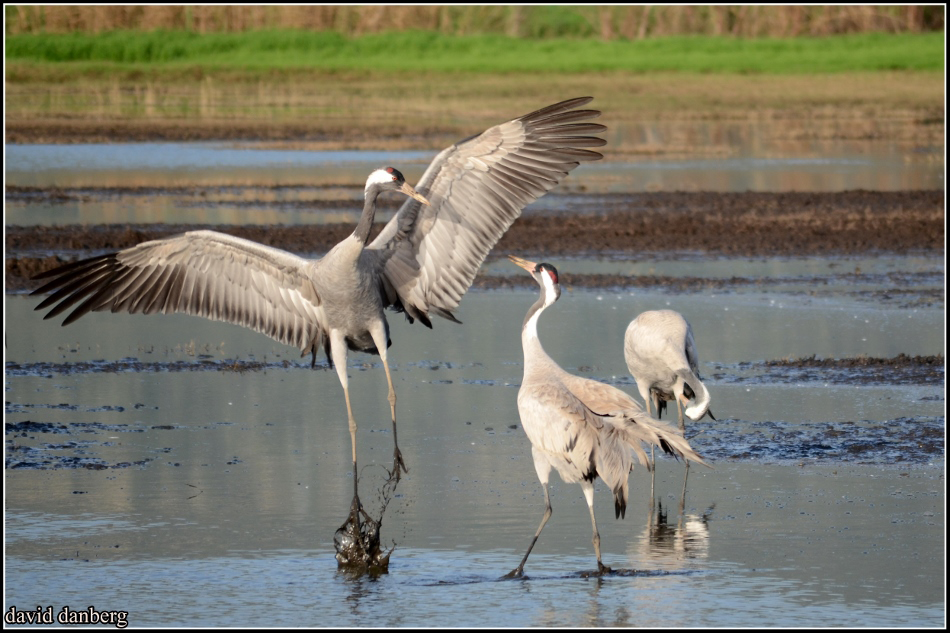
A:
[5,353,943,383]
[5,186,944,473]
[5,350,943,471]
[5,264,944,625]
[4,189,945,291]
[751,353,946,386]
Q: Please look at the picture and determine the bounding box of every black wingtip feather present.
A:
[38,270,114,318]
[29,253,115,283]
[519,97,594,122]
[530,109,603,129]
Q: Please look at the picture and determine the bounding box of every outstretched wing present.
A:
[31,230,324,354]
[366,97,606,326]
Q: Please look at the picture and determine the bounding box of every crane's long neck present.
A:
[521,279,558,371]
[353,186,380,244]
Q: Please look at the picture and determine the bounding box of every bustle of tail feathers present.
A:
[608,410,710,470]
[595,410,709,522]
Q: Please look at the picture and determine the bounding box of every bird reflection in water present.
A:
[638,469,715,566]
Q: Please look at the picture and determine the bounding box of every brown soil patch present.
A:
[3,119,462,148]
[756,353,946,386]
[6,190,944,292]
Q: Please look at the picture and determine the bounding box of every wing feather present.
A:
[31,230,325,354]
[367,97,606,325]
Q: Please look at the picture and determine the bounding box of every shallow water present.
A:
[5,131,943,226]
[4,273,945,626]
[6,140,936,194]
[3,464,943,627]
[3,127,946,625]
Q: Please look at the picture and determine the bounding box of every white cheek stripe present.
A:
[524,270,559,342]
[365,169,395,191]
[542,270,558,308]
[524,307,541,341]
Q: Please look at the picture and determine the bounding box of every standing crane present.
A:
[623,310,716,431]
[624,309,714,485]
[30,98,607,557]
[623,309,712,430]
[505,256,707,577]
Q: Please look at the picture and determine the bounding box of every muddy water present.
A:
[4,277,944,626]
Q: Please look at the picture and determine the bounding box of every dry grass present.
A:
[7,5,943,37]
[6,65,943,117]
[5,70,944,148]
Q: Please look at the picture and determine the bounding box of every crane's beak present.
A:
[508,255,537,272]
[399,182,430,206]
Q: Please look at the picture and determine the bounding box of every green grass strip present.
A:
[5,30,944,74]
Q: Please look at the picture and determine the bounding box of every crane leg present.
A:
[331,334,361,516]
[371,326,408,479]
[505,482,552,579]
[680,459,689,515]
[647,392,657,498]
[650,442,656,500]
[342,385,360,501]
[583,482,612,575]
[650,444,656,500]
[383,355,407,478]
[676,394,686,431]
[676,395,690,475]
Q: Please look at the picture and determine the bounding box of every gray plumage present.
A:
[31,99,607,524]
[506,256,707,578]
[623,309,713,430]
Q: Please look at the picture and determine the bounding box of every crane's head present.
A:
[509,255,561,304]
[365,167,430,205]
